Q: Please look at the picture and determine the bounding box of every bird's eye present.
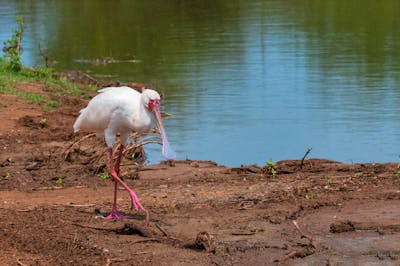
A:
[148,99,160,110]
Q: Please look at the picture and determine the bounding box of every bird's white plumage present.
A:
[73,86,158,147]
[73,86,174,217]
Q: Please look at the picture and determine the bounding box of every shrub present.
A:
[2,17,25,72]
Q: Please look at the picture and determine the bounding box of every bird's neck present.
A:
[134,100,154,131]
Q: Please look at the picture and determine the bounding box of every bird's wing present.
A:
[73,86,141,134]
[97,86,140,95]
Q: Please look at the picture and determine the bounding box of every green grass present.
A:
[0,58,97,111]
[0,18,97,111]
[0,86,44,103]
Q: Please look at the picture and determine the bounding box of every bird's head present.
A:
[142,89,161,111]
[141,89,176,161]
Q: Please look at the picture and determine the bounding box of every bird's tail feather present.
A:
[73,109,86,133]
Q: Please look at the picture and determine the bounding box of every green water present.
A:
[2,0,400,166]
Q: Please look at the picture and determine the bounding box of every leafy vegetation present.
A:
[99,172,110,180]
[305,193,316,200]
[2,17,24,72]
[263,159,277,176]
[1,18,97,112]
[39,117,47,127]
[4,172,11,180]
[395,171,400,180]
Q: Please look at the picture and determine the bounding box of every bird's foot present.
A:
[103,207,126,220]
[128,190,145,211]
[108,169,145,211]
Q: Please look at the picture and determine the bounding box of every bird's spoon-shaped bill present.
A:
[154,107,176,160]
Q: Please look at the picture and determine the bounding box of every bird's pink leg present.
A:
[108,144,124,218]
[104,179,125,220]
[104,147,125,220]
[104,147,144,220]
[114,144,124,175]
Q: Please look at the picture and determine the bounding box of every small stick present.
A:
[231,231,255,236]
[131,238,160,244]
[64,133,96,160]
[155,223,169,237]
[299,148,312,169]
[122,140,162,157]
[145,210,150,227]
[69,133,96,148]
[16,258,28,266]
[292,220,317,249]
[67,204,95,207]
[282,247,314,260]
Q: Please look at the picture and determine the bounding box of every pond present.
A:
[1,0,400,166]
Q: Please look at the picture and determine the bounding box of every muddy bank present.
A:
[0,82,399,265]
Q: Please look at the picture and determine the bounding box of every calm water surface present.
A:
[1,0,400,166]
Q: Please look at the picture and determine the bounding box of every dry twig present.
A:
[292,220,317,249]
[64,133,96,160]
[299,148,312,169]
[155,223,169,237]
[16,258,28,266]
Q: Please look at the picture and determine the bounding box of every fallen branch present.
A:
[72,222,153,237]
[65,132,162,170]
[299,148,312,169]
[292,220,317,249]
[122,139,162,156]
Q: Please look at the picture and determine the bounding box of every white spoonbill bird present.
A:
[73,86,176,219]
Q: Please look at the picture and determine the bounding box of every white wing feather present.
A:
[73,86,141,134]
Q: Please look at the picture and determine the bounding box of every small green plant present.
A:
[264,159,277,176]
[4,172,11,180]
[353,172,363,178]
[99,172,110,180]
[326,177,333,185]
[395,171,400,179]
[55,177,63,184]
[39,117,47,127]
[2,17,24,72]
[305,193,316,200]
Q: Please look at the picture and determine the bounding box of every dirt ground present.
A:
[0,81,399,266]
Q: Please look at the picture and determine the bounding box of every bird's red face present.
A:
[147,98,160,111]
